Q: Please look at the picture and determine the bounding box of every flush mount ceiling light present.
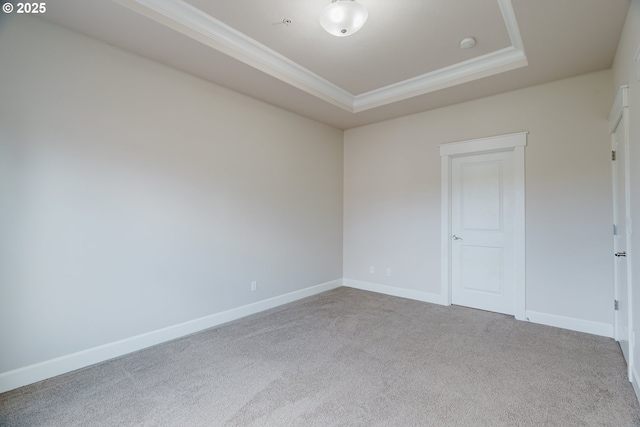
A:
[320,0,368,37]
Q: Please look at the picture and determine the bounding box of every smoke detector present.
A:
[460,37,476,49]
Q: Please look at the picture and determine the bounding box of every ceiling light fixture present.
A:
[320,0,368,37]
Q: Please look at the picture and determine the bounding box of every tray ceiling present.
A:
[38,0,630,128]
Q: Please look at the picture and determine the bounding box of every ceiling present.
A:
[40,0,630,129]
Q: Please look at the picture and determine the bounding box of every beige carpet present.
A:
[1,287,639,426]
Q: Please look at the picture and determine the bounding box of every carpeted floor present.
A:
[1,287,639,426]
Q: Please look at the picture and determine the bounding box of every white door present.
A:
[451,151,515,315]
[613,112,631,371]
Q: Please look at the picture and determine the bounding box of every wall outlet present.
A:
[251,281,257,292]
[386,268,392,277]
[370,266,374,274]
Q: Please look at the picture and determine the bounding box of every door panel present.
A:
[461,246,503,293]
[461,162,502,230]
[452,151,514,315]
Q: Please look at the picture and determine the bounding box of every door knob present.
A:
[615,252,627,257]
[452,235,463,240]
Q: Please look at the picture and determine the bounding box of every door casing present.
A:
[610,85,633,381]
[440,132,527,320]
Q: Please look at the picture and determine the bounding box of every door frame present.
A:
[610,85,633,381]
[440,132,527,320]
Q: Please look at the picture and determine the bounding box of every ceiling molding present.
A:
[352,0,527,111]
[498,0,526,52]
[353,46,527,112]
[114,0,528,113]
[114,0,355,111]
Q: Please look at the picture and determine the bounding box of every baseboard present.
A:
[1,281,618,394]
[343,281,614,339]
[343,278,448,306]
[0,279,343,394]
[525,310,614,338]
[632,366,640,406]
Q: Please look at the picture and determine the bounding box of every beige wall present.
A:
[0,7,630,392]
[0,17,343,374]
[345,70,614,327]
[612,0,640,387]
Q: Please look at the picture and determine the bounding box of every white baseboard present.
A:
[342,281,615,340]
[1,280,619,394]
[632,366,640,406]
[343,278,448,306]
[0,279,343,394]
[525,310,614,338]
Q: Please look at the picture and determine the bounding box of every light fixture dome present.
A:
[320,0,368,37]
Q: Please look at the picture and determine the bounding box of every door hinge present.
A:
[612,151,616,161]
[615,300,619,311]
[614,224,618,235]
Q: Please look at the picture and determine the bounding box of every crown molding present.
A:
[114,0,355,111]
[114,0,527,114]
[353,0,527,111]
[498,0,525,52]
[353,46,527,112]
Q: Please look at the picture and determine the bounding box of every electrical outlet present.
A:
[370,266,374,274]
[251,281,257,292]
[386,268,391,277]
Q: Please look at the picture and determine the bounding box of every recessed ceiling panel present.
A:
[38,0,630,129]
[187,0,512,94]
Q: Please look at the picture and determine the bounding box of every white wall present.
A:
[612,0,640,397]
[344,70,615,332]
[0,16,343,381]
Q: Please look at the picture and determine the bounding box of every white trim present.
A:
[525,311,614,338]
[113,0,354,111]
[513,145,526,320]
[0,279,343,393]
[440,132,527,320]
[497,0,525,52]
[2,279,620,394]
[634,42,640,82]
[352,46,527,112]
[610,85,634,382]
[114,0,527,113]
[343,279,448,306]
[612,133,620,344]
[354,0,527,111]
[439,131,528,156]
[440,154,452,305]
[608,85,629,133]
[632,366,640,405]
